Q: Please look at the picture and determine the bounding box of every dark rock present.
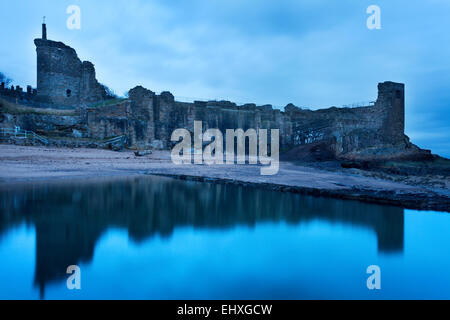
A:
[134,150,152,157]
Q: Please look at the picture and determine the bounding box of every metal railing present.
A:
[103,135,127,145]
[341,101,376,108]
[0,128,49,145]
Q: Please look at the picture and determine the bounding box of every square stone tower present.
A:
[375,81,405,145]
[34,23,107,108]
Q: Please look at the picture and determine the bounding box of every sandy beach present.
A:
[0,144,449,211]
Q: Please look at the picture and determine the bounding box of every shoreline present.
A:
[148,173,450,212]
[1,144,449,212]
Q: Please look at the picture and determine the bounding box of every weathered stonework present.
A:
[0,27,431,161]
[86,100,129,140]
[34,24,107,108]
[114,80,414,160]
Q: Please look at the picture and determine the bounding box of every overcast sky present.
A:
[1,0,449,156]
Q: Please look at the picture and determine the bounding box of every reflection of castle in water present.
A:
[0,176,404,298]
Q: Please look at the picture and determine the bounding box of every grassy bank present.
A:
[0,98,78,116]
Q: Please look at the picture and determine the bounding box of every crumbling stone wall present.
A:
[1,78,409,160]
[86,101,129,140]
[1,31,414,159]
[80,61,108,105]
[284,81,407,158]
[34,38,106,108]
[107,81,408,159]
[127,86,156,148]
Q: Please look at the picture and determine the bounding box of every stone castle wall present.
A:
[1,80,408,160]
[104,81,407,157]
[1,33,415,160]
[34,37,107,108]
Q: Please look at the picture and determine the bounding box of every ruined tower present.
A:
[375,81,405,145]
[34,22,106,107]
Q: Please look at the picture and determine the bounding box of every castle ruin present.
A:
[0,23,429,161]
[34,23,108,107]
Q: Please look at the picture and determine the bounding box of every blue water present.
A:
[0,176,449,299]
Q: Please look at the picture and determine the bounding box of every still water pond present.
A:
[0,176,449,299]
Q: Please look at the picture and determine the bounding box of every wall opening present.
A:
[66,89,72,97]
